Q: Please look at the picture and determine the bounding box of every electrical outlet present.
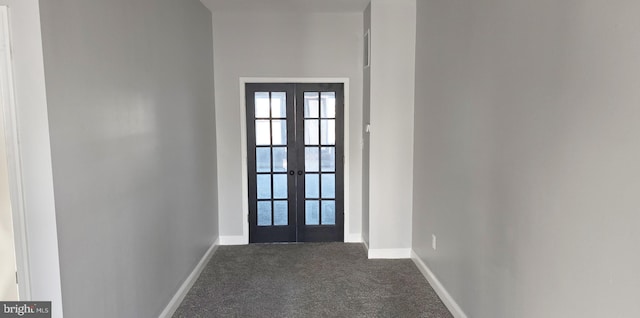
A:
[432,234,437,250]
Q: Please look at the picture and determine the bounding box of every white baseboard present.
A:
[362,239,369,254]
[368,248,411,259]
[219,235,247,245]
[159,239,219,318]
[345,233,363,243]
[410,250,468,318]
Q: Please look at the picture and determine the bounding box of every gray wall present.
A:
[39,0,218,316]
[361,3,371,247]
[367,0,416,254]
[212,11,363,242]
[413,0,640,317]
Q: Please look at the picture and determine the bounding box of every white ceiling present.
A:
[200,0,370,13]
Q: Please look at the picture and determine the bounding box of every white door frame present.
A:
[0,5,30,300]
[239,77,351,244]
[0,4,64,316]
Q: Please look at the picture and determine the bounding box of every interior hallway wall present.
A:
[412,0,640,316]
[366,0,416,255]
[361,3,371,247]
[212,11,364,242]
[39,0,218,316]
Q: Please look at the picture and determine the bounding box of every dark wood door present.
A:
[246,83,344,243]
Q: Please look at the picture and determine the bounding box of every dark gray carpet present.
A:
[173,243,453,318]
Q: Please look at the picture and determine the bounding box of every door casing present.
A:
[0,5,29,299]
[239,77,351,244]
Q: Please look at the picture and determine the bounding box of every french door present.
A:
[246,83,344,243]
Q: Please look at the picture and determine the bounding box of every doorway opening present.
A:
[246,83,345,243]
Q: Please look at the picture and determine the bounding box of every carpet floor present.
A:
[173,243,453,318]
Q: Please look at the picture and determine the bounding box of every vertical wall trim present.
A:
[0,5,30,300]
[0,1,64,316]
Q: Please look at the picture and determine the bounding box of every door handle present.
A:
[289,170,295,175]
[297,171,303,175]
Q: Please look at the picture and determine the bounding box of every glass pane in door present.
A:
[273,174,288,199]
[320,147,335,172]
[272,147,287,172]
[304,92,319,118]
[271,92,286,118]
[320,120,335,145]
[257,175,271,199]
[306,200,320,225]
[305,147,319,172]
[305,174,319,198]
[255,92,270,118]
[273,201,288,226]
[304,120,319,145]
[321,201,336,225]
[256,148,271,172]
[272,120,287,145]
[321,174,335,198]
[255,120,270,145]
[321,92,336,118]
[257,201,272,226]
